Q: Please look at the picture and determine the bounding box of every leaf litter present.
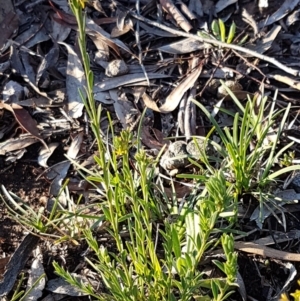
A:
[2,0,300,300]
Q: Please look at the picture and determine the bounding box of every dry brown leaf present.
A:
[86,17,133,57]
[152,128,168,146]
[38,143,59,168]
[140,23,177,37]
[50,8,126,57]
[215,0,238,13]
[268,74,300,91]
[188,0,204,17]
[0,10,18,50]
[158,37,211,54]
[24,247,45,301]
[142,64,203,113]
[177,0,197,20]
[58,42,85,118]
[94,73,170,92]
[110,89,138,129]
[111,22,133,38]
[49,2,77,25]
[88,31,120,57]
[51,13,72,42]
[110,10,133,38]
[89,0,107,16]
[248,24,281,54]
[48,132,83,196]
[141,126,166,150]
[93,16,118,25]
[258,0,300,29]
[160,0,192,32]
[0,103,47,150]
[0,234,39,296]
[0,135,39,155]
[92,38,110,62]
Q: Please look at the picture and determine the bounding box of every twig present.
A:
[234,241,300,261]
[129,12,300,77]
[231,49,266,79]
[268,74,300,91]
[209,241,300,261]
[198,49,231,97]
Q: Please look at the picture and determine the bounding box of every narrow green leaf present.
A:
[213,259,225,274]
[226,21,236,43]
[192,99,228,144]
[211,19,220,39]
[219,19,226,42]
[268,165,300,180]
[233,113,239,147]
[172,227,182,258]
[176,257,184,274]
[211,279,219,299]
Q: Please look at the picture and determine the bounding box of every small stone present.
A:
[105,60,128,77]
[186,138,214,158]
[217,80,242,98]
[206,78,221,95]
[160,141,189,171]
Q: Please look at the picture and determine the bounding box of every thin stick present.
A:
[129,12,300,77]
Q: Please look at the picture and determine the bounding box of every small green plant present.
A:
[280,151,295,167]
[198,19,247,45]
[55,149,239,300]
[10,273,26,301]
[0,183,81,243]
[190,82,300,220]
[211,19,236,44]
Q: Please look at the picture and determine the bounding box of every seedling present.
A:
[198,19,248,45]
